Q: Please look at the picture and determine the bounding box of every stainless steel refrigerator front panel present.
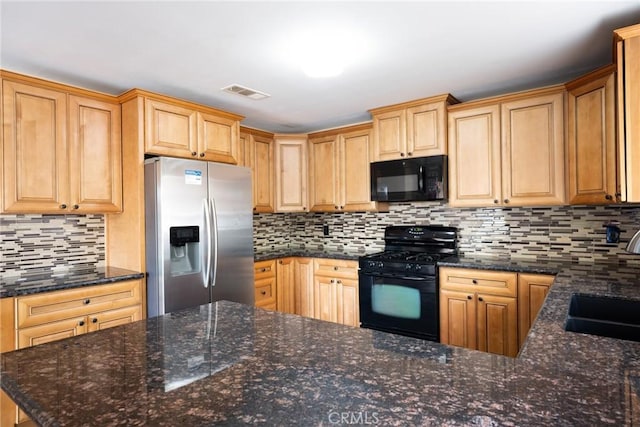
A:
[146,157,211,317]
[207,162,255,306]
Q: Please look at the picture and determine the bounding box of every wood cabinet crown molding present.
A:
[0,69,118,103]
[239,126,275,139]
[117,88,244,121]
[307,122,372,139]
[447,84,566,112]
[368,93,459,115]
[564,63,616,90]
[614,23,640,40]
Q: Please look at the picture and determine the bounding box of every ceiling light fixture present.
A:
[283,26,367,79]
[221,84,270,100]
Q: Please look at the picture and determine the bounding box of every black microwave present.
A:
[370,155,447,202]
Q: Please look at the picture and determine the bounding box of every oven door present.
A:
[358,271,439,342]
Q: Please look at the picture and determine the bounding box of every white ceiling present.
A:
[2,1,640,133]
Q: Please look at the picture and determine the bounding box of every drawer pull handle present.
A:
[79,320,85,326]
[84,299,91,305]
[261,291,267,295]
[334,266,339,271]
[472,279,478,284]
[92,318,98,324]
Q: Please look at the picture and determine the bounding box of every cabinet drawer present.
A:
[16,280,142,329]
[255,278,276,305]
[254,260,276,279]
[313,259,358,279]
[439,267,517,297]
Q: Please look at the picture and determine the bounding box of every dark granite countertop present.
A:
[3,257,640,426]
[254,249,368,262]
[0,266,145,298]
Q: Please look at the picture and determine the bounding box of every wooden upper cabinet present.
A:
[615,24,640,202]
[197,112,239,164]
[2,72,122,214]
[370,94,457,161]
[68,95,122,213]
[239,127,274,213]
[448,105,502,207]
[448,86,566,208]
[565,65,617,205]
[274,134,308,212]
[308,134,339,211]
[308,123,387,212]
[136,91,242,164]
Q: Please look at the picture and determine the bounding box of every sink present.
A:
[564,294,640,342]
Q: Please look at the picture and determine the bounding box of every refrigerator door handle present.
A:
[203,198,212,288]
[210,197,219,288]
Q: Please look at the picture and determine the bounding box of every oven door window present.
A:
[371,284,420,319]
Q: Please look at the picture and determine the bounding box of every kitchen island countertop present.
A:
[3,257,640,426]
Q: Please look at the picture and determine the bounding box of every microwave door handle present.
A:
[418,166,425,192]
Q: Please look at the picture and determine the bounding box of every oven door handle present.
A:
[362,272,433,281]
[418,166,425,192]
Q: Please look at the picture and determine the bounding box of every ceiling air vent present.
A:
[222,84,270,100]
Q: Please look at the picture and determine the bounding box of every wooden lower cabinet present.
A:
[517,273,555,347]
[440,267,554,357]
[313,259,359,327]
[1,279,143,427]
[275,257,314,317]
[254,260,277,310]
[439,267,518,357]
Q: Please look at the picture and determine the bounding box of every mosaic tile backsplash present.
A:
[3,203,640,277]
[254,202,640,265]
[0,214,105,276]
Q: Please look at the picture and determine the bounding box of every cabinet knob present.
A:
[199,153,205,157]
[605,194,613,201]
[467,295,472,300]
[279,260,283,264]
[261,290,266,295]
[493,200,499,204]
[303,207,307,211]
[335,206,339,210]
[337,280,342,284]
[478,297,484,302]
[615,192,622,198]
[92,318,98,324]
[253,207,257,211]
[79,320,85,326]
[334,266,339,271]
[400,153,406,157]
[191,151,197,156]
[60,204,67,209]
[472,279,478,285]
[84,299,91,305]
[407,152,412,156]
[72,204,79,210]
[503,199,510,204]
[331,279,335,283]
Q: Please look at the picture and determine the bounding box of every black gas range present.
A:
[358,225,457,342]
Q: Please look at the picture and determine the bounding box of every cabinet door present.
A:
[17,316,88,349]
[197,112,239,164]
[276,258,296,314]
[336,278,359,327]
[87,305,142,333]
[255,277,277,309]
[2,80,68,213]
[313,276,337,323]
[295,258,315,318]
[339,128,377,211]
[518,273,554,347]
[237,132,250,167]
[501,92,565,206]
[476,294,518,357]
[144,98,197,158]
[566,70,617,204]
[407,102,447,156]
[308,136,339,211]
[372,109,406,160]
[274,136,308,212]
[68,95,122,213]
[448,105,502,207]
[251,135,275,213]
[439,289,476,349]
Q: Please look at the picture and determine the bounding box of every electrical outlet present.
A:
[323,224,329,236]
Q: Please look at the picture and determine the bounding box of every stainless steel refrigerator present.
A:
[145,157,254,318]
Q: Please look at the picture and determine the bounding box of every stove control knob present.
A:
[405,264,413,270]
[377,262,385,269]
[367,261,376,269]
[414,265,422,272]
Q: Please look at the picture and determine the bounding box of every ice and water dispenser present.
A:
[169,226,201,276]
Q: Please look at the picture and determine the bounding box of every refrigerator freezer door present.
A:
[146,157,212,317]
[207,162,255,305]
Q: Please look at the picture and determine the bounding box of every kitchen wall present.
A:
[0,214,105,276]
[254,203,640,265]
[3,203,639,277]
